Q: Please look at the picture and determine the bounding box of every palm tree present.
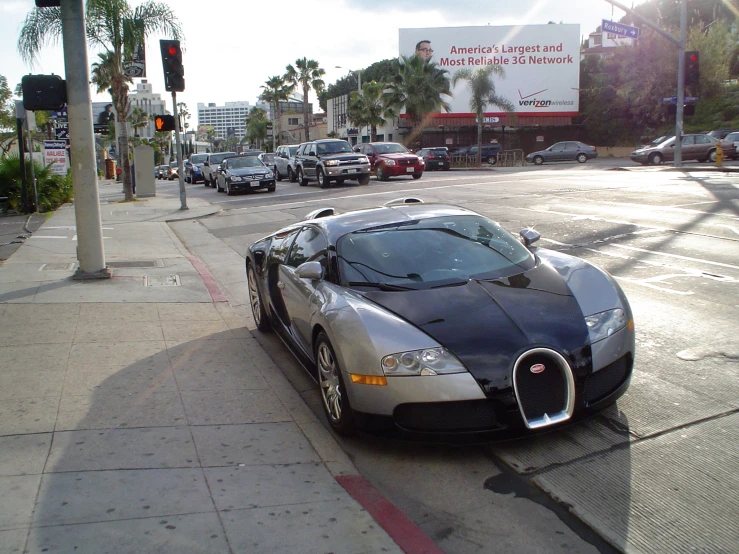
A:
[284,58,325,142]
[129,107,149,138]
[452,65,514,166]
[245,107,268,150]
[385,55,452,148]
[347,81,397,142]
[18,0,182,201]
[177,101,190,132]
[259,75,291,147]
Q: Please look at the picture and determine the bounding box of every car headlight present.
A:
[381,347,466,376]
[358,156,369,164]
[230,175,243,182]
[325,160,339,166]
[385,159,396,166]
[585,308,628,344]
[418,157,425,164]
[266,171,274,178]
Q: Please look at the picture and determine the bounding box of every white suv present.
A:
[274,144,300,182]
[202,152,236,187]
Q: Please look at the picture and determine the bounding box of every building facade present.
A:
[127,80,168,138]
[197,101,252,141]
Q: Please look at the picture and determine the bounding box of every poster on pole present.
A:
[43,140,69,176]
[399,24,581,116]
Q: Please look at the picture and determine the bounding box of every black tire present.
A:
[246,263,271,332]
[412,173,422,180]
[315,332,356,436]
[533,155,544,165]
[274,166,282,181]
[317,168,330,188]
[358,174,370,186]
[707,149,717,163]
[487,155,497,165]
[216,179,224,192]
[288,167,297,183]
[297,168,308,186]
[335,178,344,185]
[185,175,191,183]
[650,153,663,165]
[267,186,275,192]
[577,153,588,163]
[204,175,211,187]
[377,164,389,181]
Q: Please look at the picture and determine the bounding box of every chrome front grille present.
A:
[513,348,575,429]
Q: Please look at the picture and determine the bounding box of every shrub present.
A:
[0,154,73,213]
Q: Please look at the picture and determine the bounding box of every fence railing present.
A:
[450,149,526,168]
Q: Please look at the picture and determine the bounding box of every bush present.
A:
[0,154,73,213]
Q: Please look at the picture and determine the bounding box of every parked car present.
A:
[155,165,170,180]
[202,152,236,187]
[354,142,425,181]
[215,153,275,195]
[168,160,179,180]
[629,134,728,165]
[294,139,371,188]
[185,153,209,183]
[723,131,739,159]
[258,152,276,169]
[245,197,635,438]
[525,141,598,165]
[457,143,502,164]
[706,129,735,140]
[416,147,451,171]
[274,144,301,182]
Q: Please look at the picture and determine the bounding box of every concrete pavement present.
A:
[0,179,433,553]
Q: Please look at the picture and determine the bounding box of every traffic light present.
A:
[154,115,176,132]
[160,40,185,92]
[21,74,67,111]
[685,51,699,88]
[35,0,61,6]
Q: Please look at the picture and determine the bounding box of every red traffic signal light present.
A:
[154,115,176,132]
[160,39,185,92]
[685,51,699,88]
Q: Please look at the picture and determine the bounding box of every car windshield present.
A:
[191,154,208,163]
[373,143,409,154]
[726,133,739,141]
[317,141,353,155]
[228,157,263,169]
[337,215,535,289]
[210,153,235,164]
[429,148,448,154]
[261,154,275,163]
[288,146,299,156]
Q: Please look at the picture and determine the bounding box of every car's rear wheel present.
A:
[247,263,271,332]
[533,155,544,165]
[315,332,356,436]
[487,155,497,165]
[377,165,389,181]
[288,167,297,183]
[185,175,191,183]
[577,153,588,163]
[216,179,224,192]
[358,174,370,186]
[297,168,308,186]
[274,166,282,181]
[650,153,663,165]
[317,168,330,188]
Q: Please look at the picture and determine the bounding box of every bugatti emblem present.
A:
[530,363,546,374]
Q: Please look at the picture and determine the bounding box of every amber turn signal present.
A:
[349,374,388,386]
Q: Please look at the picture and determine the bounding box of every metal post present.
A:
[26,126,38,212]
[16,118,29,213]
[62,0,109,278]
[172,91,187,210]
[674,0,687,167]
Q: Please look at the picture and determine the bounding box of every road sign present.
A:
[483,116,500,123]
[602,19,639,39]
[662,96,677,103]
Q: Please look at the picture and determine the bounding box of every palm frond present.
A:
[17,7,63,66]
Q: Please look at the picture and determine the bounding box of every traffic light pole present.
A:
[61,0,109,278]
[172,92,187,210]
[604,0,687,166]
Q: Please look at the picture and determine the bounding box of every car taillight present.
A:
[428,154,435,159]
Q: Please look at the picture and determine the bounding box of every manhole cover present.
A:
[108,260,160,268]
[39,263,76,271]
[144,275,181,287]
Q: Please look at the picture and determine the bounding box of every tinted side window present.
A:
[286,227,328,269]
[695,135,710,144]
[268,228,300,265]
[551,143,565,151]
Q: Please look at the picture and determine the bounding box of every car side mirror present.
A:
[519,228,540,247]
[295,261,323,281]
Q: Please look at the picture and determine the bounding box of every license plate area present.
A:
[406,167,414,172]
[250,181,260,187]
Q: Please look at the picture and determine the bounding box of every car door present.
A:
[693,134,713,160]
[277,226,329,354]
[304,144,318,178]
[680,135,698,161]
[547,142,567,161]
[563,142,579,161]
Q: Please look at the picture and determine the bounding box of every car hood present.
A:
[361,262,591,392]
[378,152,418,161]
[229,167,269,177]
[320,153,365,162]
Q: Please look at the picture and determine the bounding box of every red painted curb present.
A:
[187,255,228,303]
[336,474,444,554]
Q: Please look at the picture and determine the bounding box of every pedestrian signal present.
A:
[154,115,176,132]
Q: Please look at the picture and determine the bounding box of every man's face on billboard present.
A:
[416,41,433,60]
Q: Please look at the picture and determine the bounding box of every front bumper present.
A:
[228,177,275,192]
[324,164,370,178]
[384,163,424,176]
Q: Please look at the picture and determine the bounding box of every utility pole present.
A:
[172,92,187,210]
[62,0,109,278]
[604,0,687,167]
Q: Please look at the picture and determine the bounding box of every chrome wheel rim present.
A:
[317,342,342,422]
[247,267,261,325]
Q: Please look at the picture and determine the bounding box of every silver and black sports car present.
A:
[246,198,635,441]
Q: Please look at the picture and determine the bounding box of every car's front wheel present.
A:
[288,167,297,183]
[412,173,422,180]
[225,181,233,196]
[707,149,717,162]
[317,168,330,188]
[247,263,271,332]
[533,155,544,165]
[377,164,389,181]
[650,152,663,165]
[274,166,282,181]
[315,332,356,436]
[577,153,588,163]
[358,174,370,186]
[297,168,308,186]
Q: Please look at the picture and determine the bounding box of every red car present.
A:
[354,142,425,181]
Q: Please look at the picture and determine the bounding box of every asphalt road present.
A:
[162,161,739,553]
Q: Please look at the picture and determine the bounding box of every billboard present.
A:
[399,24,580,116]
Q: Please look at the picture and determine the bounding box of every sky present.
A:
[2,0,648,122]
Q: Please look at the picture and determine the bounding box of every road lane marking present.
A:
[609,244,739,271]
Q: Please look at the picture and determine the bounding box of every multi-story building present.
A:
[197,101,252,141]
[581,24,636,59]
[327,94,397,146]
[127,80,169,138]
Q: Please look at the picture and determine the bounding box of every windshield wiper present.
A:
[345,281,415,291]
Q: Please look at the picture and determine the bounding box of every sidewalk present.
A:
[0,181,422,553]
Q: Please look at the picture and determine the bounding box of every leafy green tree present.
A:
[18,0,182,202]
[285,58,325,141]
[0,76,16,131]
[451,65,514,165]
[245,107,268,149]
[260,75,291,147]
[177,101,190,132]
[385,55,452,147]
[347,81,397,142]
[129,107,149,137]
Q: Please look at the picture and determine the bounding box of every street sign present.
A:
[483,116,500,123]
[602,19,639,39]
[662,96,678,103]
